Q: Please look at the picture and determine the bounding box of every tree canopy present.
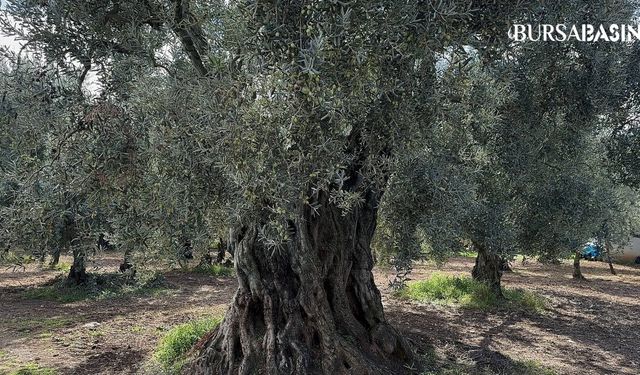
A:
[2,0,640,373]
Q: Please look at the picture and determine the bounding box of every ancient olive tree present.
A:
[1,0,590,373]
[4,0,632,374]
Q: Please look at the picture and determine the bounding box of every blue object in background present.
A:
[582,243,601,260]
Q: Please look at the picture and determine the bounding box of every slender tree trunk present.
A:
[216,237,226,264]
[471,243,504,299]
[119,248,134,273]
[499,257,513,273]
[49,247,61,266]
[572,251,585,280]
[189,191,412,375]
[67,247,87,284]
[178,238,194,268]
[604,241,617,276]
[38,246,47,263]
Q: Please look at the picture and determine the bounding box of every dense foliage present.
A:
[2,0,640,373]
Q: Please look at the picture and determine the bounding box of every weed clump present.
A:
[192,263,234,277]
[10,363,57,375]
[397,273,546,312]
[21,271,168,303]
[154,316,221,374]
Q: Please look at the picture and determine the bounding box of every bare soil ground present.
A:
[1,256,639,374]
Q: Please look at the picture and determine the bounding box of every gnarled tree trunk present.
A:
[188,190,412,375]
[67,248,87,284]
[471,243,504,298]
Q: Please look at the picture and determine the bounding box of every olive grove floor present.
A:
[0,255,639,374]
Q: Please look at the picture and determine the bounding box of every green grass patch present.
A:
[21,284,92,303]
[458,251,478,258]
[154,316,221,374]
[510,359,557,375]
[191,264,234,277]
[4,316,73,334]
[89,330,105,338]
[47,262,71,272]
[130,325,145,333]
[396,273,546,312]
[0,252,36,269]
[21,272,170,303]
[9,363,57,375]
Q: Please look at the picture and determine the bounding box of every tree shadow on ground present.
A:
[0,271,237,349]
[59,348,146,375]
[388,306,550,374]
[523,289,640,368]
[387,259,640,375]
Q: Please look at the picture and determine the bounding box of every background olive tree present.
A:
[378,1,640,296]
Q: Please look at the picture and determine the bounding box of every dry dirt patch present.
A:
[1,256,639,374]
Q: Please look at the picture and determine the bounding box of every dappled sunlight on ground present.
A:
[376,258,640,375]
[1,255,639,374]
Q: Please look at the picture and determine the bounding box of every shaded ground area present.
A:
[1,256,639,374]
[0,256,235,374]
[380,258,640,375]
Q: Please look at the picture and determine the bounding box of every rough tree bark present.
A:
[188,190,412,375]
[471,243,504,298]
[67,248,87,284]
[49,247,61,266]
[572,251,586,280]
